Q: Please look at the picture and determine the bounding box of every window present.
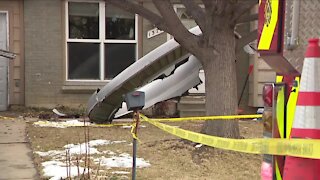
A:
[66,1,137,80]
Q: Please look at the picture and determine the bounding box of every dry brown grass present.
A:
[27,118,263,180]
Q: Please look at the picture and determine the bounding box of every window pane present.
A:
[68,43,100,80]
[68,2,99,39]
[105,43,136,79]
[106,5,135,40]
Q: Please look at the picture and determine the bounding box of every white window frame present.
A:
[65,0,138,82]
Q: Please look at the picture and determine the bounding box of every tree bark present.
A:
[200,25,240,138]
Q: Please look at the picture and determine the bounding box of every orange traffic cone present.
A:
[283,38,320,179]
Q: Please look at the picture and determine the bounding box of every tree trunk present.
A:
[201,27,240,138]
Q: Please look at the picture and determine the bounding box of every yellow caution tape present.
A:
[140,114,320,159]
[130,123,138,140]
[147,114,262,122]
[130,122,141,142]
[130,112,141,141]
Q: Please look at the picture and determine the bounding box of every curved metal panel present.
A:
[115,56,202,118]
[87,27,201,123]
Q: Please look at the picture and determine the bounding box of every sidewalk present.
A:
[0,117,38,180]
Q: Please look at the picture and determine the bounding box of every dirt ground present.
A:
[26,118,263,179]
[1,106,263,179]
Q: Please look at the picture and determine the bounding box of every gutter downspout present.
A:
[286,0,300,50]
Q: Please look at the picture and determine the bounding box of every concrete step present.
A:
[177,103,205,111]
[178,95,206,117]
[179,95,205,102]
[178,100,205,104]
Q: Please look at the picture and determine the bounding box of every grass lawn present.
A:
[26,116,263,180]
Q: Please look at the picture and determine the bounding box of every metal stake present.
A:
[132,110,140,180]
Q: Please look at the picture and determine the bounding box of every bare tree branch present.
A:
[232,0,258,23]
[180,0,206,32]
[235,29,258,53]
[106,0,171,33]
[152,0,201,55]
[236,13,258,25]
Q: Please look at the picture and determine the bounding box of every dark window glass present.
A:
[106,5,135,40]
[105,43,135,79]
[69,2,99,39]
[68,43,100,80]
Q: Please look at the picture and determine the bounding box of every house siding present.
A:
[0,0,25,105]
[142,2,167,55]
[248,54,276,107]
[24,0,92,108]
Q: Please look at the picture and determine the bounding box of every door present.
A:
[0,12,8,111]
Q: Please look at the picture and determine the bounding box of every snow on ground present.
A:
[112,171,130,175]
[41,161,89,180]
[33,119,150,130]
[98,153,151,168]
[121,125,133,129]
[33,119,91,128]
[35,139,150,179]
[33,120,146,129]
[122,125,146,129]
[35,140,114,159]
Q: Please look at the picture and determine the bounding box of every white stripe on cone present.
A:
[294,106,320,129]
[299,58,320,92]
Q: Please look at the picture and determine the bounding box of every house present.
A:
[0,0,259,113]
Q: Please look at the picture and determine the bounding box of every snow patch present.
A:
[35,139,150,179]
[122,125,146,129]
[41,161,88,180]
[195,144,203,148]
[99,153,151,168]
[112,171,130,174]
[36,140,115,158]
[33,120,91,128]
